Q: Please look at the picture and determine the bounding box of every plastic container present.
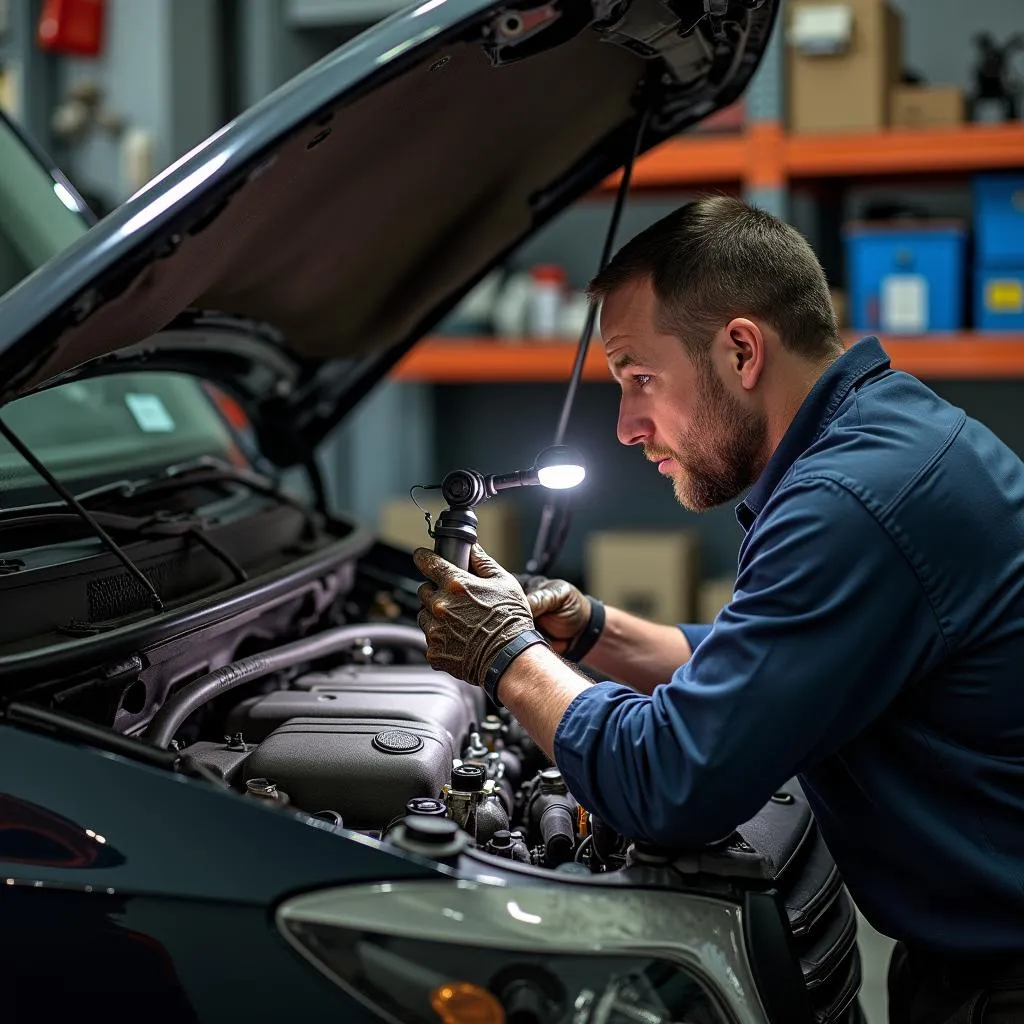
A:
[843,222,967,334]
[975,267,1024,331]
[973,173,1024,268]
[527,264,567,339]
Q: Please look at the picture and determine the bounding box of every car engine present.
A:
[182,654,602,870]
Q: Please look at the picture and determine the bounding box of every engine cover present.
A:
[243,717,453,830]
[227,665,484,745]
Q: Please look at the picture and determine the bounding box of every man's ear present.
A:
[724,317,765,390]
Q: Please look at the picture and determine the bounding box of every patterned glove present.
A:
[414,544,538,688]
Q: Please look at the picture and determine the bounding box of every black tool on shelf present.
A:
[968,32,1024,122]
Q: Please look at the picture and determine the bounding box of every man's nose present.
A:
[617,396,651,447]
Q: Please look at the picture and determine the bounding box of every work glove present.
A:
[414,544,537,689]
[516,573,593,657]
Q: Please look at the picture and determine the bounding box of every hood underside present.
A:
[0,0,777,464]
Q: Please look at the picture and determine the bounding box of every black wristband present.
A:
[563,597,605,664]
[482,629,548,710]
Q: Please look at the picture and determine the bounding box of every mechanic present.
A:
[414,195,1024,1024]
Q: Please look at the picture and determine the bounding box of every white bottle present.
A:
[528,265,567,340]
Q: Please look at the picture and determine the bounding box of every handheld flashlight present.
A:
[427,445,586,571]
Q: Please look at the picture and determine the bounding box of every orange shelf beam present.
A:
[602,133,746,189]
[786,122,1024,179]
[599,122,1024,191]
[394,340,613,382]
[880,336,1024,379]
[392,335,1024,383]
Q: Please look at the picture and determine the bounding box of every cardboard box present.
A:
[379,496,521,569]
[699,576,736,624]
[787,0,903,134]
[585,530,700,624]
[891,85,963,128]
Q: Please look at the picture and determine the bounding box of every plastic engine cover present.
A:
[298,664,484,718]
[228,677,474,744]
[243,717,454,830]
[227,665,483,744]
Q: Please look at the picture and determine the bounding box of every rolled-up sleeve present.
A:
[678,623,712,651]
[553,476,946,847]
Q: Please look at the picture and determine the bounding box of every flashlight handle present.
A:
[432,507,479,572]
[434,534,472,571]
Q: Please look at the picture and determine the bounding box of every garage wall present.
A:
[41,0,223,212]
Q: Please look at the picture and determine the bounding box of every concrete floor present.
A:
[857,911,897,1024]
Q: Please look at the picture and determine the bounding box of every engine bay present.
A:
[2,534,863,1022]
[181,650,622,873]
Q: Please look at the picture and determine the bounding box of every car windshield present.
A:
[0,119,246,510]
[0,114,89,299]
[0,373,247,508]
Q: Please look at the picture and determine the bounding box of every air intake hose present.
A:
[146,624,426,749]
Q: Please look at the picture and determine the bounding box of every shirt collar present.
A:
[735,336,891,532]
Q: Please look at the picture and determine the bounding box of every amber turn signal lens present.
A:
[430,981,506,1024]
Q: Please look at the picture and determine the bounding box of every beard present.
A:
[644,362,768,512]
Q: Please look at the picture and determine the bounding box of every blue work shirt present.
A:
[554,337,1024,954]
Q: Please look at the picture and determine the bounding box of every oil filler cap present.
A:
[451,763,486,792]
[373,729,423,754]
[407,797,447,817]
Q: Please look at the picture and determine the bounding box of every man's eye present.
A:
[633,374,652,389]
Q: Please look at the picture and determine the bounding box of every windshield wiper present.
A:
[2,455,317,527]
[0,452,320,602]
[74,455,321,538]
[0,417,164,611]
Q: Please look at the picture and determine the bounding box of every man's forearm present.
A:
[497,645,592,759]
[583,606,693,694]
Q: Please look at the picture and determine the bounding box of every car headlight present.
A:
[276,879,766,1024]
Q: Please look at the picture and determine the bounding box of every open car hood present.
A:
[0,0,777,467]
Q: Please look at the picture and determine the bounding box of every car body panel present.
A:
[0,725,440,1019]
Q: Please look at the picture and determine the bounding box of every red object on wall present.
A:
[37,0,106,57]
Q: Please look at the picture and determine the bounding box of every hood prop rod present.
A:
[0,417,164,612]
[525,106,650,575]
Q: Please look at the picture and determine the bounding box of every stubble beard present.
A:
[646,363,768,512]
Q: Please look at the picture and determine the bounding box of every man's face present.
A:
[602,279,768,512]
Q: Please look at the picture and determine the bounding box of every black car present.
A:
[0,1,864,1021]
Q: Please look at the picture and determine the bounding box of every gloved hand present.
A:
[414,544,537,688]
[516,573,592,656]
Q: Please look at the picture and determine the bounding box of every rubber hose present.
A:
[146,623,427,749]
[539,799,576,867]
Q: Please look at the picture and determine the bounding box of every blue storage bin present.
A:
[973,173,1024,268]
[844,222,967,334]
[975,267,1024,331]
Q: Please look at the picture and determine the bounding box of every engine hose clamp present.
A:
[482,629,548,709]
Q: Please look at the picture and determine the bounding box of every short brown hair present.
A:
[588,195,841,360]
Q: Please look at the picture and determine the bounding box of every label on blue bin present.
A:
[881,274,928,333]
[985,278,1024,314]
